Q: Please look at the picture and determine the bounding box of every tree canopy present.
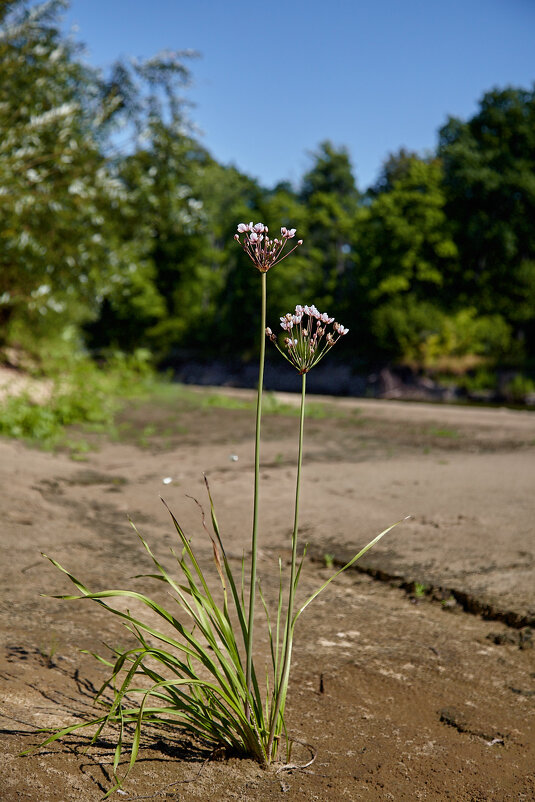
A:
[1,1,534,379]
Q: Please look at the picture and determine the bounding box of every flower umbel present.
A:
[234,222,303,272]
[266,304,348,373]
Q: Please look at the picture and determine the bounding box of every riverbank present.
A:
[0,386,533,800]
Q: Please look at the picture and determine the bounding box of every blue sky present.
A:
[63,0,535,191]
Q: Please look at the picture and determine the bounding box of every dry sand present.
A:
[0,387,533,800]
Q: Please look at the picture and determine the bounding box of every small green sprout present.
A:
[413,582,427,599]
[324,553,335,570]
[38,633,59,668]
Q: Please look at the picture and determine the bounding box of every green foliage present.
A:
[0,1,142,340]
[372,295,442,362]
[454,368,497,393]
[299,141,360,313]
[429,428,458,439]
[413,582,427,598]
[0,350,155,446]
[323,553,335,569]
[421,308,512,366]
[170,387,332,419]
[0,1,197,356]
[439,87,535,354]
[372,297,513,367]
[362,155,457,303]
[192,162,265,356]
[301,140,359,201]
[1,1,534,379]
[504,373,535,402]
[29,498,399,795]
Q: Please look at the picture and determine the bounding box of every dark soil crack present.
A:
[438,707,506,743]
[307,544,535,630]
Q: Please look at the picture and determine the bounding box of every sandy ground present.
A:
[0,365,53,404]
[0,387,534,801]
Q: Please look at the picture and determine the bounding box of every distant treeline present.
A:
[1,1,535,383]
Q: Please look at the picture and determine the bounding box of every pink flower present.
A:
[280,315,292,331]
[234,221,303,272]
[268,303,348,373]
[304,304,320,319]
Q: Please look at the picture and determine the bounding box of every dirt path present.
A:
[0,388,533,800]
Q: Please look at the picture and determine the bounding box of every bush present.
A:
[372,298,513,368]
[0,350,155,446]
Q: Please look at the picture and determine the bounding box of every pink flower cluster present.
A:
[279,304,336,331]
[234,222,303,272]
[266,304,349,374]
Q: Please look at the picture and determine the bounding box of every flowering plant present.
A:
[234,221,302,272]
[267,303,349,374]
[25,222,401,797]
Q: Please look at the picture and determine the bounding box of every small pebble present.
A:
[162,477,173,485]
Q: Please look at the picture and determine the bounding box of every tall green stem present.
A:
[245,271,267,719]
[267,371,306,759]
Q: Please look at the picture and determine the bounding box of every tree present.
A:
[0,1,196,356]
[438,86,535,355]
[192,161,266,356]
[0,1,127,342]
[368,147,419,196]
[299,141,359,313]
[365,154,457,301]
[357,153,458,359]
[84,47,230,355]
